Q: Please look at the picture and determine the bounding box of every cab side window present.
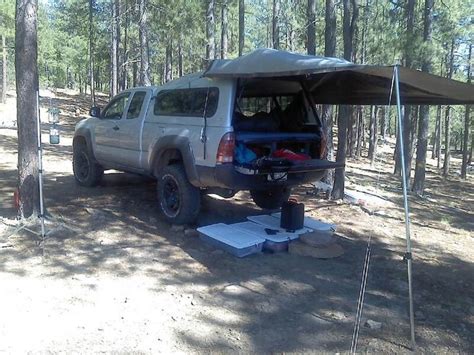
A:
[154,88,219,118]
[102,93,130,119]
[127,91,147,119]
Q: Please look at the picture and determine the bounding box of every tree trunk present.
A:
[394,0,415,177]
[165,40,172,82]
[1,35,6,103]
[332,0,357,200]
[221,0,228,59]
[368,105,379,163]
[111,0,119,96]
[380,106,386,139]
[461,43,472,179]
[132,61,137,87]
[139,0,151,86]
[272,0,280,49]
[206,0,216,62]
[437,106,443,167]
[178,35,183,77]
[443,39,455,177]
[355,106,363,158]
[15,0,40,218]
[89,0,96,105]
[443,105,451,177]
[394,0,416,185]
[321,0,336,186]
[412,0,433,194]
[238,0,244,56]
[121,0,129,90]
[307,0,316,55]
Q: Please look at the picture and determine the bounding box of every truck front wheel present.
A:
[250,187,291,210]
[73,142,103,187]
[157,164,201,225]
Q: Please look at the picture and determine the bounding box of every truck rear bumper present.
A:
[196,160,344,191]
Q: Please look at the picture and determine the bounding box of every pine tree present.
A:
[307,0,316,55]
[15,0,40,218]
[238,0,244,56]
[461,43,472,179]
[332,0,358,200]
[412,0,434,195]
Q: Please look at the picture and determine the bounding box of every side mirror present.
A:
[89,106,101,118]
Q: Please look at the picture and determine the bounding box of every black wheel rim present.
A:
[75,151,90,181]
[162,175,180,217]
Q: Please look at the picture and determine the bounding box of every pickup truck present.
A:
[73,72,343,224]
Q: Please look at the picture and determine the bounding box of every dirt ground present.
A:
[0,90,473,353]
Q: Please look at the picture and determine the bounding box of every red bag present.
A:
[272,149,311,161]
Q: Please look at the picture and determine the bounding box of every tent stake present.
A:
[394,65,416,349]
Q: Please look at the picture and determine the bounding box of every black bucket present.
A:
[280,199,304,231]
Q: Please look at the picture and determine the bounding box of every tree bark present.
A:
[89,0,96,105]
[332,0,357,200]
[412,0,433,194]
[321,0,336,186]
[394,0,415,177]
[355,106,363,158]
[15,0,40,218]
[238,0,244,56]
[121,0,129,90]
[461,43,472,179]
[272,0,280,49]
[307,0,316,55]
[111,0,119,96]
[138,0,151,86]
[443,105,451,177]
[165,40,172,82]
[221,0,228,59]
[380,106,386,139]
[368,105,379,164]
[178,34,183,77]
[1,35,6,103]
[206,0,216,62]
[443,39,455,177]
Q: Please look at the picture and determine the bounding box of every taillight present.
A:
[216,132,235,163]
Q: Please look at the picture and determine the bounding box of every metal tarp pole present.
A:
[36,90,46,243]
[394,65,416,349]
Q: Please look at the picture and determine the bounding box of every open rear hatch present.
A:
[233,131,344,177]
[230,79,344,179]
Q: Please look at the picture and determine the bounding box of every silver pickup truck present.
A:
[73,72,343,224]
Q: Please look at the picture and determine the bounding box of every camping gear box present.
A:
[197,223,264,257]
[230,221,299,252]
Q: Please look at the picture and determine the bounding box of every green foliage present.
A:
[1,0,470,99]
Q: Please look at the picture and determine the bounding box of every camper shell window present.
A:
[154,87,219,118]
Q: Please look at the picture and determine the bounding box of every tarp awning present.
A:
[204,48,474,105]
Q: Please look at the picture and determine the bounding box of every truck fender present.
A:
[150,136,200,186]
[73,128,96,158]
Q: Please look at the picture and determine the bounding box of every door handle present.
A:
[113,125,120,131]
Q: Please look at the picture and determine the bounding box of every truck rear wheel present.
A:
[157,164,201,225]
[250,187,291,210]
[73,142,103,187]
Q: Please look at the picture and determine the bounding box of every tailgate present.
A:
[235,159,344,175]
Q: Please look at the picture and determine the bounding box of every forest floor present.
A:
[0,89,473,353]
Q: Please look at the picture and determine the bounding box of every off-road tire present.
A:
[157,164,201,225]
[250,187,291,210]
[73,142,104,187]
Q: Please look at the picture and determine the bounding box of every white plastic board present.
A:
[247,215,312,235]
[230,221,299,242]
[271,212,336,231]
[197,223,266,247]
